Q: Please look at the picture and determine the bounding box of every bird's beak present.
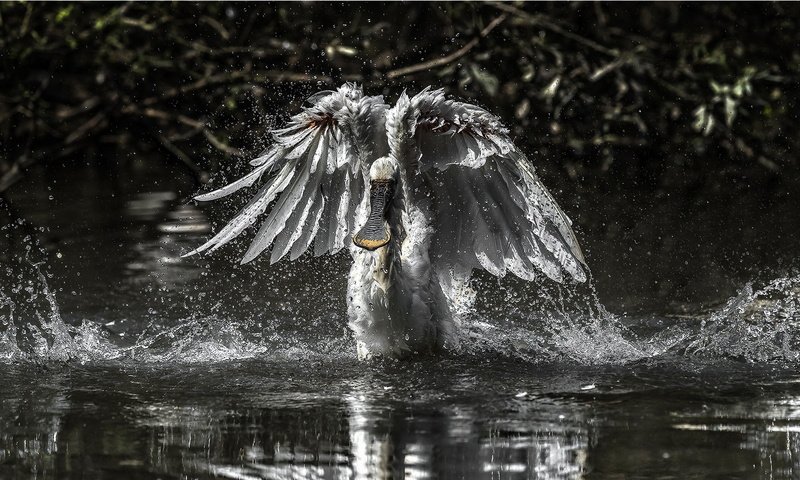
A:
[353,179,394,251]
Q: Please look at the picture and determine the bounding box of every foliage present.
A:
[1,2,798,194]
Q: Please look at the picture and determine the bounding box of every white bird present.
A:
[186,83,586,359]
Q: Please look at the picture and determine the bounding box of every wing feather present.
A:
[314,168,345,256]
[270,132,331,263]
[256,133,324,264]
[394,88,586,283]
[193,151,284,202]
[290,189,326,261]
[186,83,388,263]
[186,157,298,256]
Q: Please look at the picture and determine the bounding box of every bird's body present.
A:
[348,158,453,357]
[187,84,586,359]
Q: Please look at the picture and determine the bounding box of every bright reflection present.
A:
[345,387,588,480]
[5,371,800,478]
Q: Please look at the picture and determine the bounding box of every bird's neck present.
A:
[371,209,404,291]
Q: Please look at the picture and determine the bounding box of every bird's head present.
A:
[353,157,399,251]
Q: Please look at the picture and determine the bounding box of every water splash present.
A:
[456,271,800,366]
[0,251,354,364]
[1,209,798,367]
[0,292,22,361]
[3,260,651,366]
[459,272,657,365]
[683,274,800,363]
[1,278,353,365]
[0,255,77,362]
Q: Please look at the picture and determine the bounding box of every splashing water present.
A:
[0,255,76,363]
[2,255,800,367]
[452,269,657,365]
[683,274,800,363]
[1,275,354,365]
[1,207,799,367]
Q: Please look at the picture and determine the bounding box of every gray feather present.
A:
[394,87,586,283]
[186,83,390,262]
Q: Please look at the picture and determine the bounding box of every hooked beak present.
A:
[353,179,394,251]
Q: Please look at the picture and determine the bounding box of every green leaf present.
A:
[542,76,560,98]
[693,105,715,136]
[55,5,73,23]
[724,96,737,127]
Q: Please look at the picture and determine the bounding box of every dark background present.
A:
[2,2,799,313]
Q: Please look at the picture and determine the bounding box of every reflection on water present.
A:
[4,363,800,479]
[0,365,589,479]
[344,391,588,480]
[124,191,208,288]
[672,394,800,479]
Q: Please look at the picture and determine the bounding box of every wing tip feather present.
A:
[180,249,201,259]
[193,191,220,202]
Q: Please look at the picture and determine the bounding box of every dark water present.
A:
[2,155,800,479]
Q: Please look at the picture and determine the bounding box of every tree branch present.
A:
[490,2,619,57]
[386,13,508,79]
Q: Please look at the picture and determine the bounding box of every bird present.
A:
[185,83,586,359]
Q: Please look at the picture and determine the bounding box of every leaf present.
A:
[521,63,535,82]
[703,113,715,136]
[468,63,499,97]
[724,96,737,127]
[55,5,74,23]
[543,76,561,98]
[692,105,707,132]
[693,105,715,136]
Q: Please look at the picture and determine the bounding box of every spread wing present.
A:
[393,88,586,283]
[187,83,388,263]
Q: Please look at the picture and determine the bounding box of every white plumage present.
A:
[186,83,586,359]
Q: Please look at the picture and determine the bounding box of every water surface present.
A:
[2,156,799,479]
